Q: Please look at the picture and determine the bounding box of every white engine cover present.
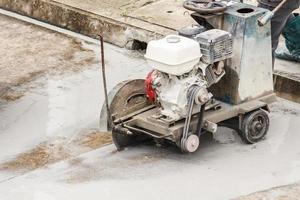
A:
[145,35,202,76]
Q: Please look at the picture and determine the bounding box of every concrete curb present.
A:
[274,71,300,104]
[0,0,170,47]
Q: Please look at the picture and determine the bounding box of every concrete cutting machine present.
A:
[100,0,277,153]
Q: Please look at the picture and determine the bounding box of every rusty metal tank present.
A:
[192,2,274,105]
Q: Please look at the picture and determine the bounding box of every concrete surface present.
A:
[0,14,96,101]
[1,81,300,200]
[236,182,300,200]
[1,13,300,200]
[0,14,149,164]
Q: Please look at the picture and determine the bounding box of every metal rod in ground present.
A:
[99,34,111,124]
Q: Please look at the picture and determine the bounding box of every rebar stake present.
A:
[99,34,111,126]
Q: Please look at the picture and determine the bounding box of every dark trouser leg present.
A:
[258,3,297,66]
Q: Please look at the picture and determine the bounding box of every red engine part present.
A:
[145,71,156,103]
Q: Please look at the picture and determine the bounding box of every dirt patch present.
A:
[0,90,24,101]
[0,129,112,173]
[0,14,97,102]
[0,140,70,172]
[72,130,112,149]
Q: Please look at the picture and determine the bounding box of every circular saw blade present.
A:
[100,79,150,131]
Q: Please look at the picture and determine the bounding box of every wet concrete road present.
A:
[1,98,300,200]
[0,40,149,163]
[1,13,300,200]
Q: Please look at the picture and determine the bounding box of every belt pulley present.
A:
[180,85,206,153]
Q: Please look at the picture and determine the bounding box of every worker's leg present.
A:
[258,2,299,65]
[276,13,300,62]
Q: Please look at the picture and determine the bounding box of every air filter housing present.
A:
[196,29,233,64]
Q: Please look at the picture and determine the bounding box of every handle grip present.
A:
[258,11,274,26]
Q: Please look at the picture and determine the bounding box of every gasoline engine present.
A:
[142,28,234,152]
[145,29,233,122]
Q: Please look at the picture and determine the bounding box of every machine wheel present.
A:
[241,109,270,144]
[100,79,151,150]
[181,134,200,153]
[112,130,138,151]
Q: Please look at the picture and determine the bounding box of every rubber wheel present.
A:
[241,109,270,144]
[112,130,137,151]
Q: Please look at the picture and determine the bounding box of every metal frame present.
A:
[115,93,276,144]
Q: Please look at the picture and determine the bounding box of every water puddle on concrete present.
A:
[0,41,150,173]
